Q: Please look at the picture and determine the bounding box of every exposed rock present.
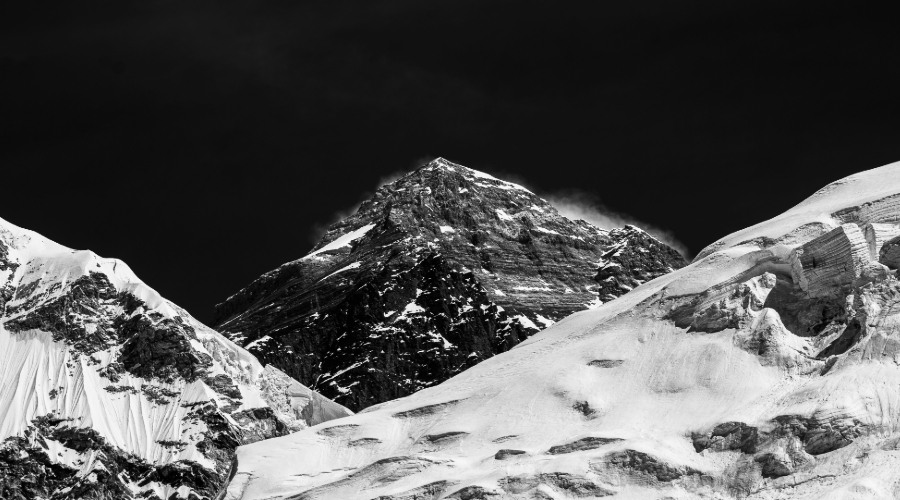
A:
[392,400,463,419]
[420,432,468,444]
[732,308,818,371]
[373,480,454,500]
[595,225,686,301]
[770,414,860,456]
[293,456,438,500]
[498,472,615,497]
[444,485,501,499]
[0,217,350,500]
[230,407,288,444]
[205,374,243,400]
[548,436,622,455]
[317,424,360,437]
[599,449,701,482]
[587,359,624,368]
[879,234,900,269]
[213,158,686,410]
[349,437,381,446]
[753,449,795,478]
[494,449,527,460]
[667,272,777,333]
[693,422,759,454]
[572,400,597,417]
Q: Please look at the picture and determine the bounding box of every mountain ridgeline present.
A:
[213,158,687,411]
[0,219,350,500]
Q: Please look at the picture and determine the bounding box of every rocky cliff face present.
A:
[0,218,350,500]
[224,161,900,500]
[213,158,687,411]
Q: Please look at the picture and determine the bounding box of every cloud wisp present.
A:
[544,190,690,258]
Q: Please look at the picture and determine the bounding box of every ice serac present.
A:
[212,158,687,411]
[0,218,350,500]
[226,160,900,499]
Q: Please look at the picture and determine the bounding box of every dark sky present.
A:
[2,1,899,324]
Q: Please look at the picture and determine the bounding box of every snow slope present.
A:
[0,216,351,499]
[226,161,900,499]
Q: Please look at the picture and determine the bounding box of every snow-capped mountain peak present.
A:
[224,161,900,500]
[213,158,686,411]
[0,216,350,499]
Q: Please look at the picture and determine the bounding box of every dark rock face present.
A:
[692,422,759,454]
[548,436,623,455]
[498,472,614,497]
[214,158,687,410]
[373,480,453,500]
[4,272,127,355]
[601,449,701,482]
[0,416,216,500]
[587,359,624,368]
[494,449,526,460]
[595,225,686,301]
[117,314,211,383]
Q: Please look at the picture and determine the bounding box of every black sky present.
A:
[2,1,899,324]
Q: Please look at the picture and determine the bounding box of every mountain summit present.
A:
[213,158,687,410]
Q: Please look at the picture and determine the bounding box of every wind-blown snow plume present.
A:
[310,158,689,258]
[544,190,690,258]
[309,169,409,244]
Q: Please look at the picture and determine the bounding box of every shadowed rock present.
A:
[349,438,381,446]
[587,359,624,368]
[602,449,701,482]
[317,424,360,437]
[373,480,454,500]
[393,400,463,419]
[693,422,758,454]
[548,436,622,455]
[421,431,468,444]
[444,485,500,499]
[494,449,527,460]
[499,472,615,497]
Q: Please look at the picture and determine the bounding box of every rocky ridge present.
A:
[226,161,900,499]
[0,217,350,500]
[213,158,687,410]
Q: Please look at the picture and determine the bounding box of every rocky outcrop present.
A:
[214,158,686,410]
[0,217,350,500]
[595,225,684,301]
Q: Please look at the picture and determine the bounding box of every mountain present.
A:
[212,158,687,411]
[0,217,350,500]
[225,161,900,500]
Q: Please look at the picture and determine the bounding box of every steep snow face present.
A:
[213,158,687,411]
[0,217,351,500]
[226,160,900,499]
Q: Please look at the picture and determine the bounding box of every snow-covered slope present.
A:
[226,161,900,499]
[213,158,686,411]
[0,217,351,499]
